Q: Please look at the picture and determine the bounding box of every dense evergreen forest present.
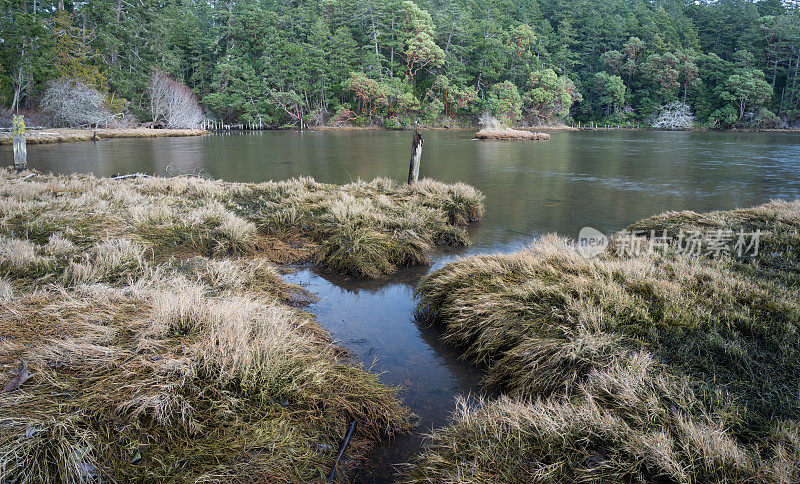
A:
[2,0,800,129]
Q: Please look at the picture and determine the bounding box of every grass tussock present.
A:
[628,200,800,283]
[407,200,800,482]
[0,170,482,279]
[232,176,484,277]
[0,169,431,482]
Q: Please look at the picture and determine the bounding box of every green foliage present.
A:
[722,66,773,123]
[2,0,800,128]
[593,72,626,117]
[486,81,522,125]
[523,68,580,123]
[422,98,443,122]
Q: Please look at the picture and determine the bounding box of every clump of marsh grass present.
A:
[628,199,800,284]
[408,200,800,481]
[0,278,12,301]
[235,176,484,277]
[405,355,771,482]
[0,169,483,279]
[0,415,101,484]
[0,169,423,482]
[0,267,410,482]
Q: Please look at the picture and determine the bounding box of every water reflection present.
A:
[282,264,486,482]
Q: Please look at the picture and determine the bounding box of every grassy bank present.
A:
[0,169,483,482]
[0,128,208,145]
[406,200,800,482]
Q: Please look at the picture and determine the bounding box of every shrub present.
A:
[651,101,694,130]
[709,105,738,129]
[422,98,444,123]
[756,107,780,128]
[148,69,203,129]
[478,112,505,129]
[384,116,403,129]
[40,78,111,127]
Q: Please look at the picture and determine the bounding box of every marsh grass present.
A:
[407,200,800,482]
[0,169,486,481]
[232,176,483,277]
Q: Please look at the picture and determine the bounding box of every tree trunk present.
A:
[367,0,382,79]
[226,0,234,52]
[445,19,456,55]
[407,125,423,185]
[11,64,24,113]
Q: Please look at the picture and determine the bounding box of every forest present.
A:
[2,0,800,129]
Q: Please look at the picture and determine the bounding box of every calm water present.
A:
[6,130,800,481]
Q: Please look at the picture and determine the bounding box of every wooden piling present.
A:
[12,115,26,171]
[407,124,423,185]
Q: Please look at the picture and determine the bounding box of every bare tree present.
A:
[149,69,203,129]
[478,112,505,129]
[651,102,694,130]
[40,78,111,127]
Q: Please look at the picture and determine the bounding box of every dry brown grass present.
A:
[407,200,800,482]
[474,128,550,140]
[0,170,482,278]
[0,169,491,482]
[0,128,208,145]
[0,278,410,482]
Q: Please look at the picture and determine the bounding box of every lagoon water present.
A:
[7,129,800,481]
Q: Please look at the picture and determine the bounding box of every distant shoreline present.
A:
[3,125,798,146]
[0,127,208,145]
[291,124,800,134]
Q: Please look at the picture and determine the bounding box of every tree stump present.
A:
[12,115,26,172]
[407,124,423,185]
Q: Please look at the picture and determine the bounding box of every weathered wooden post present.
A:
[407,123,423,185]
[12,115,27,172]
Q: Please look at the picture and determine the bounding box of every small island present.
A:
[0,127,208,145]
[474,127,550,140]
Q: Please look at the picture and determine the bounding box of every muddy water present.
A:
[7,129,800,481]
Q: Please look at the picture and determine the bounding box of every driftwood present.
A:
[141,121,166,129]
[0,126,45,132]
[109,173,152,180]
[475,128,550,140]
[407,124,423,184]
